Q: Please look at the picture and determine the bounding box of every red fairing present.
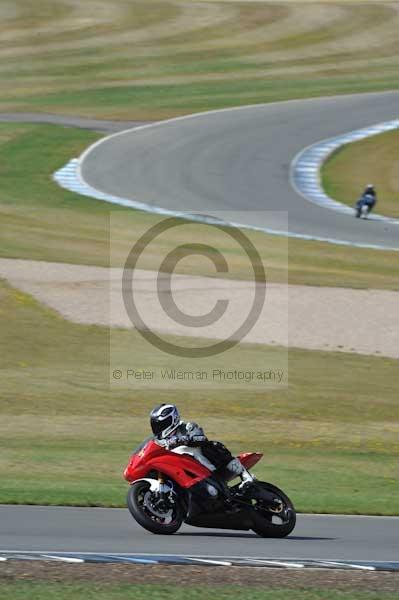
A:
[124,439,212,489]
[238,452,263,470]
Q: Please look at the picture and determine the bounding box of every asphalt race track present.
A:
[1,506,398,562]
[81,91,399,250]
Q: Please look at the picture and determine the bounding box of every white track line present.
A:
[245,559,305,568]
[188,557,232,566]
[318,560,376,571]
[41,554,84,563]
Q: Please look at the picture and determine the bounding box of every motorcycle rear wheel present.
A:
[127,480,184,535]
[251,482,296,538]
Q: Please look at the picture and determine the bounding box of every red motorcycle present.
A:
[124,438,296,537]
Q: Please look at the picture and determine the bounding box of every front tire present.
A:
[251,482,296,538]
[127,480,184,535]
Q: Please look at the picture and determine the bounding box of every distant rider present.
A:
[357,184,377,213]
[150,404,254,490]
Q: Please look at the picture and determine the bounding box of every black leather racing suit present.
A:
[155,421,234,471]
[358,188,377,210]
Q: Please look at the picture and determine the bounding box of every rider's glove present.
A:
[167,435,188,448]
[166,436,178,448]
[186,422,207,443]
[178,435,189,445]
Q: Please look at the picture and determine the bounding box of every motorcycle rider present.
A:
[150,403,254,490]
[356,184,377,214]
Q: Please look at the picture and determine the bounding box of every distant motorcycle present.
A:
[355,193,375,219]
[124,438,296,537]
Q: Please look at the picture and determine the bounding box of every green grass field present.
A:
[1,1,399,120]
[1,277,398,514]
[322,129,399,218]
[1,583,399,600]
[1,122,399,290]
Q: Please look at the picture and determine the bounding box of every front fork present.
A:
[157,472,168,496]
[157,472,175,507]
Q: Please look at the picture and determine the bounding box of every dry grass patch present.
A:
[0,1,398,118]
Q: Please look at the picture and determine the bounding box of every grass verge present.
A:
[1,582,399,600]
[322,129,399,219]
[1,278,398,514]
[1,122,399,290]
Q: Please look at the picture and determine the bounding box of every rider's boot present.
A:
[226,458,255,492]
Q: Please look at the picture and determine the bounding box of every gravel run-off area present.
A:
[1,258,398,358]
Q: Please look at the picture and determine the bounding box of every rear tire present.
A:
[127,480,184,535]
[251,482,296,538]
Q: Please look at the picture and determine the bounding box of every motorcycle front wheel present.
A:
[251,482,296,538]
[127,480,184,535]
